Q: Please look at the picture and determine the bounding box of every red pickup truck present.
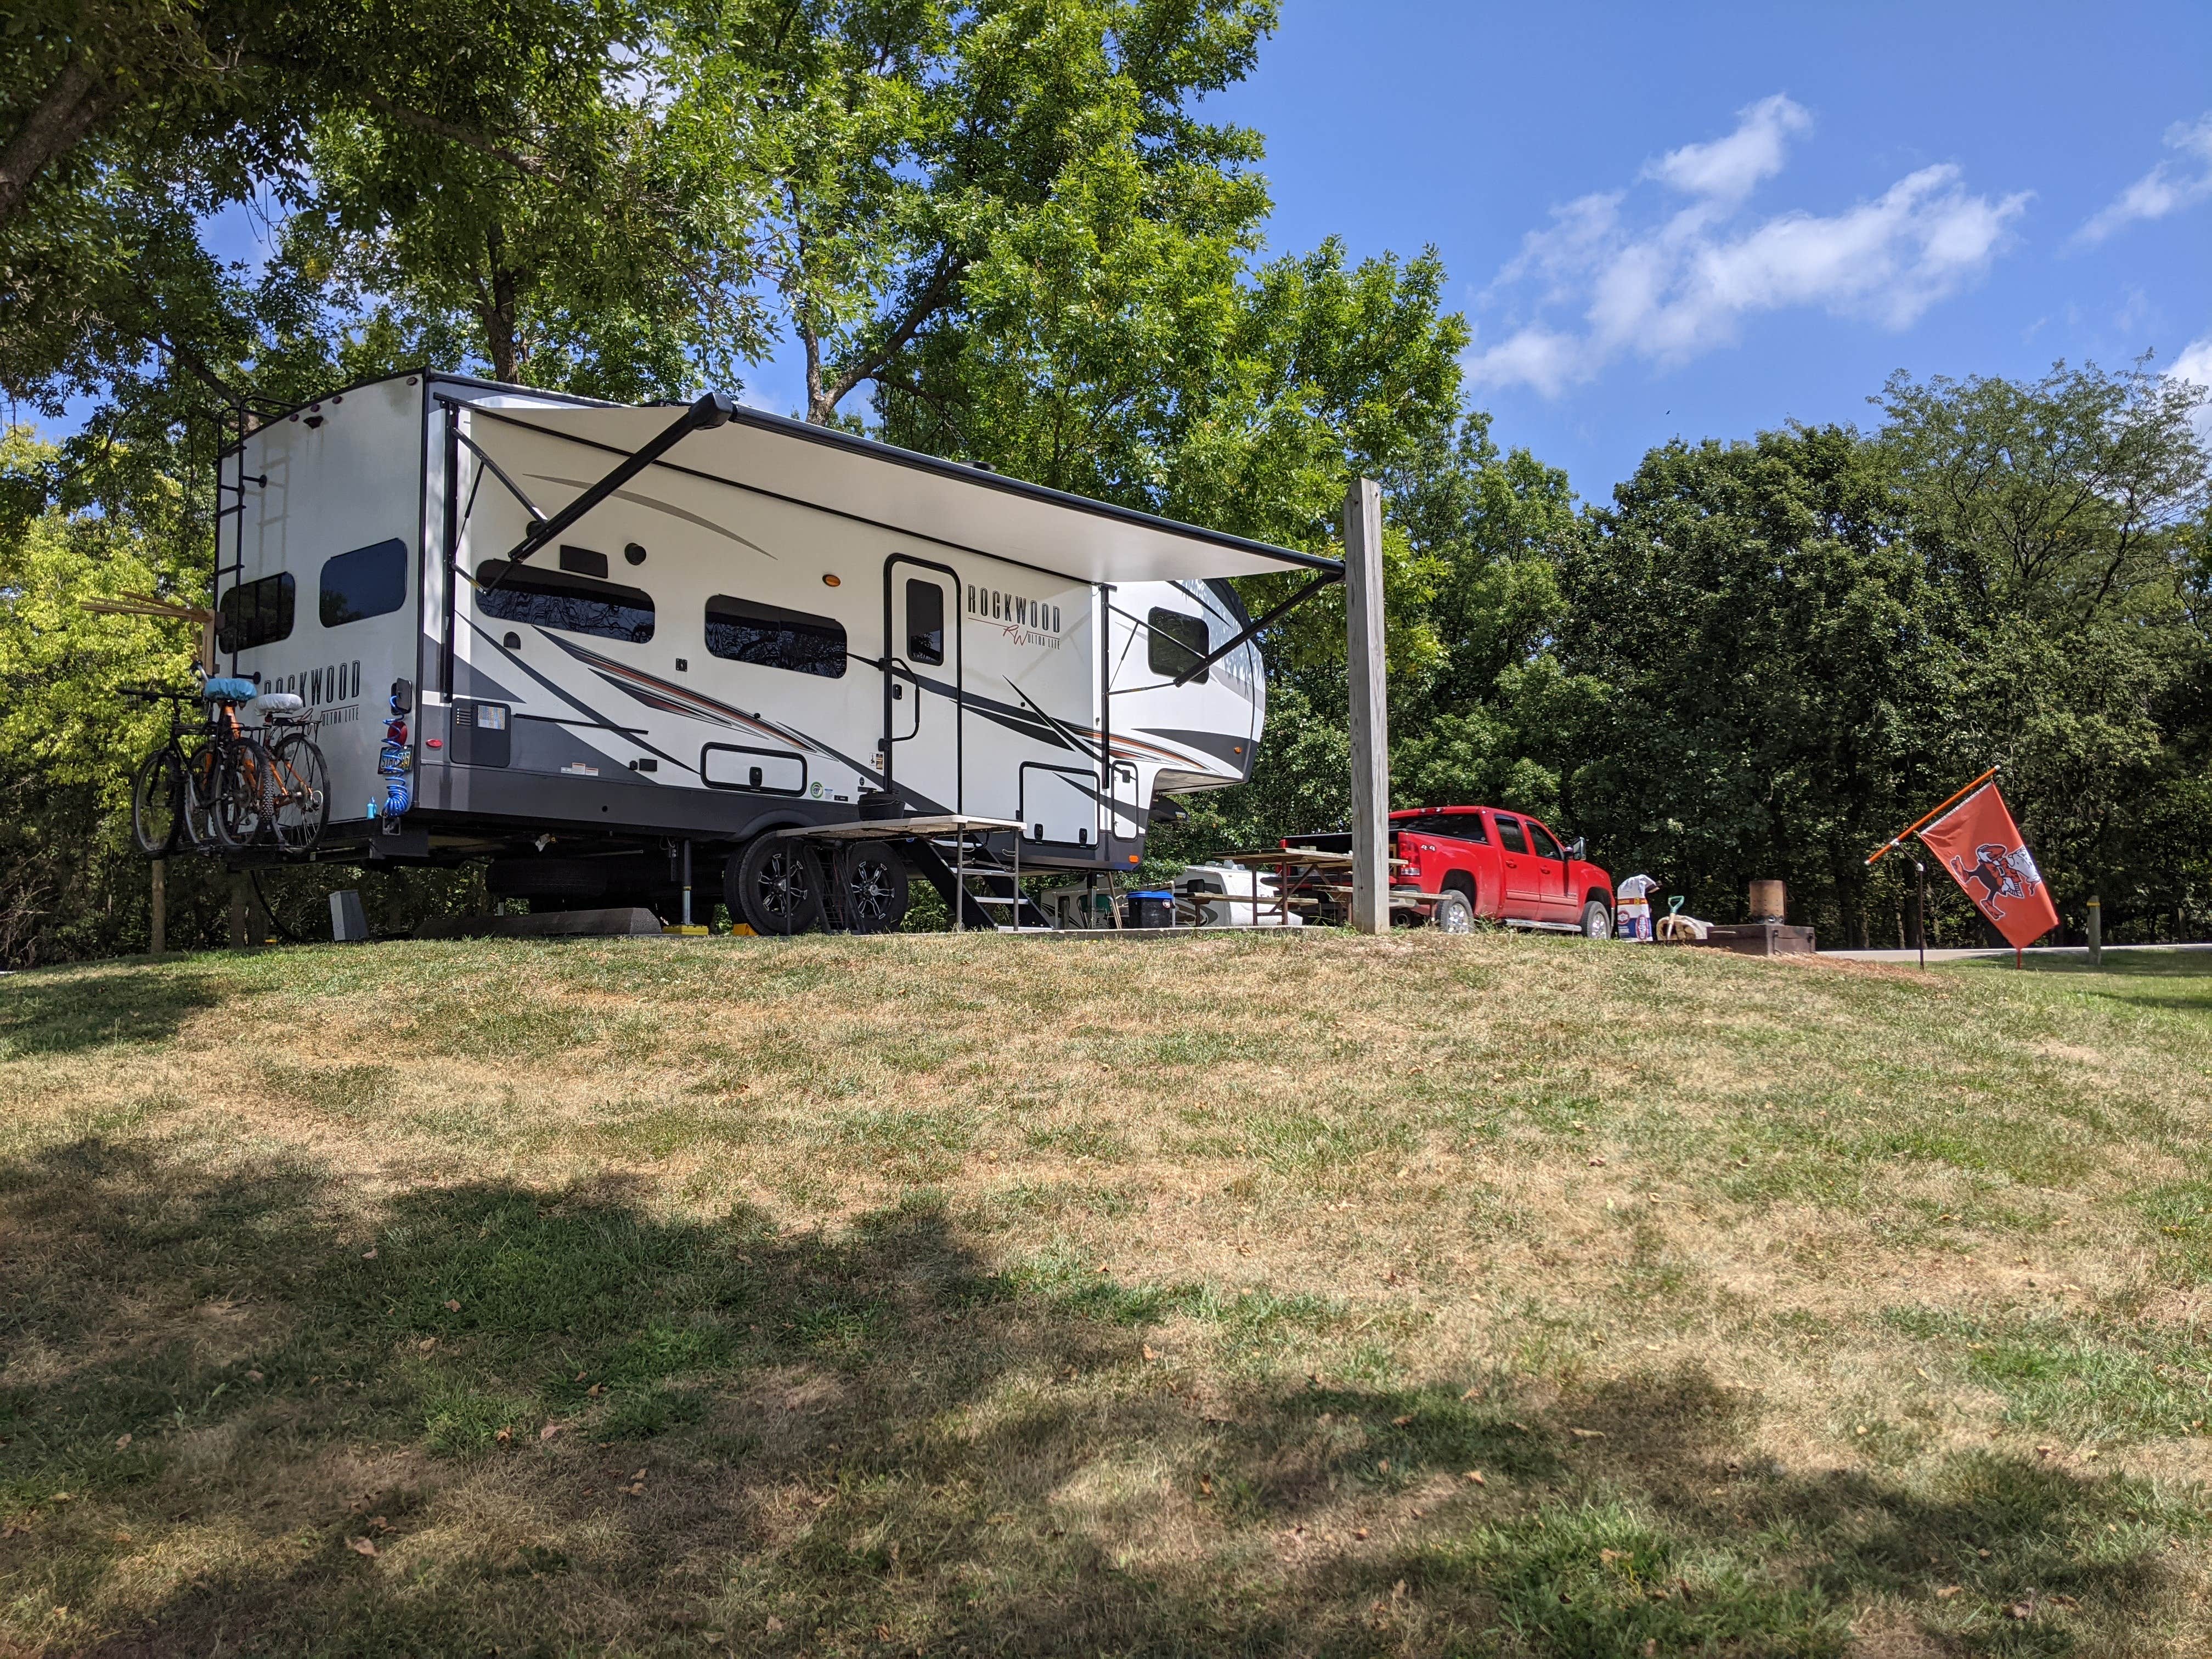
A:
[1285,806,1615,935]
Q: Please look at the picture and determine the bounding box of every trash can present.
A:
[1127,890,1176,928]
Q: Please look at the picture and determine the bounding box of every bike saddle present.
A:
[249,691,305,718]
[202,676,259,702]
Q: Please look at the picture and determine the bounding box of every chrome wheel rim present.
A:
[848,856,895,928]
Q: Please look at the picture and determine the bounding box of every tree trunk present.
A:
[477,222,521,382]
[801,320,828,424]
[0,55,124,228]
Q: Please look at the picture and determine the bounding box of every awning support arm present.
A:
[482,392,735,590]
[455,430,550,526]
[1169,569,1342,686]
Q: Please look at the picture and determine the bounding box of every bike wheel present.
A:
[268,733,330,852]
[130,748,187,857]
[183,743,223,850]
[215,737,278,851]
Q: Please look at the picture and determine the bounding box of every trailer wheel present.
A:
[729,836,823,935]
[834,843,910,934]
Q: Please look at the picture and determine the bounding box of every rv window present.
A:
[906,579,945,666]
[704,594,847,678]
[475,560,654,643]
[1147,607,1209,683]
[217,573,296,652]
[319,538,408,628]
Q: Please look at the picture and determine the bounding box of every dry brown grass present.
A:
[2,931,2210,1656]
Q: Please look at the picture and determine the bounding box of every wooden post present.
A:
[2086,895,2101,968]
[150,860,166,957]
[1343,478,1389,936]
[228,871,252,950]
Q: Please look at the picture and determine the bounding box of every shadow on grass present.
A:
[0,1139,2195,1658]
[0,964,229,1057]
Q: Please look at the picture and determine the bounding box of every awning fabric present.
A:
[462,398,1338,586]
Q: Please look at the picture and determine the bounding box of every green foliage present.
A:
[1547,424,1957,941]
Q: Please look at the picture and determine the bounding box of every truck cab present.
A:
[1389,806,1615,936]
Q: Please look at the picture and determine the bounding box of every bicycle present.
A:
[250,696,330,853]
[126,687,202,857]
[128,679,329,856]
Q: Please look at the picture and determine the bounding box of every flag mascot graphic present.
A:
[1915,780,2057,951]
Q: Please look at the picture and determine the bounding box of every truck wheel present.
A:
[834,844,910,934]
[1431,890,1475,934]
[1581,899,1613,939]
[729,836,823,935]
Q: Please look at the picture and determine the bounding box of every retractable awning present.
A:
[458,394,1339,586]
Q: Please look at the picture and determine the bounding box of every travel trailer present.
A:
[211,371,1338,931]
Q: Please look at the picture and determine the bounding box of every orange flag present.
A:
[1916,781,2057,949]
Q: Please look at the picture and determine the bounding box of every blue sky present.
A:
[1182,0,2212,500]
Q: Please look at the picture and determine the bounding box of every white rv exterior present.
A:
[213,372,1331,922]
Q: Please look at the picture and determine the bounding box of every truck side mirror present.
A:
[1567,837,1586,860]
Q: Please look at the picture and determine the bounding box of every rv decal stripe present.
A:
[874,663,1075,752]
[526,475,776,560]
[539,631,899,794]
[464,618,693,774]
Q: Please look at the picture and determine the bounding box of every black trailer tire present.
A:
[729,836,824,935]
[131,748,186,857]
[834,843,910,934]
[486,857,610,904]
[213,737,278,853]
[1581,898,1613,940]
[268,732,330,853]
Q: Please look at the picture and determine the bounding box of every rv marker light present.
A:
[822,573,840,586]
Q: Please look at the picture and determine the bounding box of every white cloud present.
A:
[1465,98,2028,397]
[2171,332,2212,443]
[1643,93,1810,205]
[2074,112,2212,245]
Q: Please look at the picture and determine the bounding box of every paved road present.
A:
[1819,941,2212,963]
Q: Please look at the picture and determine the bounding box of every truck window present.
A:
[1525,820,1562,859]
[1495,816,1528,855]
[1396,813,1487,843]
[906,579,944,666]
[476,560,654,643]
[705,594,847,678]
[320,538,408,627]
[217,573,295,651]
[1147,608,1209,682]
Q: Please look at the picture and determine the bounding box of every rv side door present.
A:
[884,560,960,810]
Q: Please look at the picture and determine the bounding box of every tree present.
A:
[2,0,640,417]
[669,0,1279,425]
[285,60,765,396]
[1880,359,2210,628]
[1549,425,1959,945]
[1882,360,2212,936]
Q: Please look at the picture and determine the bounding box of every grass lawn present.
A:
[3,932,2210,1657]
